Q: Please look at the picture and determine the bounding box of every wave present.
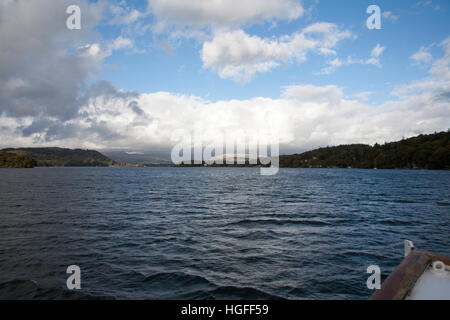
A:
[0,272,283,300]
[226,218,327,227]
[142,271,282,300]
[143,272,215,288]
[378,219,416,226]
[0,280,114,300]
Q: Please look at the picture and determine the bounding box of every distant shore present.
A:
[1,131,448,170]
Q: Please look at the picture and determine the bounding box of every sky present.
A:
[0,0,449,154]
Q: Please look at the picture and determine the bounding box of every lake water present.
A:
[0,167,448,300]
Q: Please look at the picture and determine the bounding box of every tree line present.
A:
[279,131,449,170]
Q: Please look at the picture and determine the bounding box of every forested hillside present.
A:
[0,152,37,168]
[0,148,115,167]
[280,131,449,170]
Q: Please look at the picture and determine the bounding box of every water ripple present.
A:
[0,167,448,300]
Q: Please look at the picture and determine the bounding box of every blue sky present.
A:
[0,0,448,152]
[96,0,449,103]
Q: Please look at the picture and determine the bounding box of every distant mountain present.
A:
[280,131,450,170]
[1,148,115,167]
[103,151,171,165]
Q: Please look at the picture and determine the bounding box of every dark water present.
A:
[0,167,448,300]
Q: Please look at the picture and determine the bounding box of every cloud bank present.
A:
[201,23,353,83]
[2,75,448,153]
[148,0,304,28]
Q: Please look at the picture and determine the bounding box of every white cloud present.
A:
[317,56,362,75]
[282,85,343,105]
[318,58,344,75]
[366,44,386,67]
[411,46,433,65]
[394,37,450,97]
[318,44,386,74]
[353,92,374,102]
[147,0,304,28]
[382,11,398,21]
[201,23,353,83]
[111,36,135,50]
[1,81,448,153]
[109,7,142,25]
[417,0,441,11]
[371,44,386,58]
[430,37,450,81]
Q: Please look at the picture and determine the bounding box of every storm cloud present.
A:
[0,0,105,119]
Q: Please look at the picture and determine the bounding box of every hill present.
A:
[1,148,115,167]
[0,152,37,168]
[103,151,171,166]
[279,131,450,170]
